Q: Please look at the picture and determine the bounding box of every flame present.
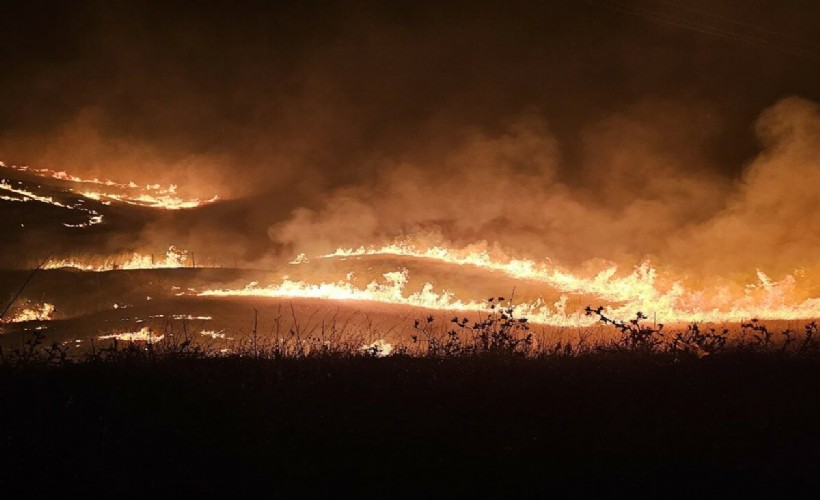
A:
[318,243,820,322]
[79,189,219,210]
[3,303,55,323]
[0,179,104,227]
[321,242,672,302]
[200,330,226,339]
[1,162,218,210]
[4,156,817,326]
[145,314,212,320]
[200,241,820,325]
[44,246,199,271]
[99,327,164,343]
[200,269,597,326]
[362,339,393,356]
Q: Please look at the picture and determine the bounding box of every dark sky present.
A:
[2,1,819,180]
[2,0,820,273]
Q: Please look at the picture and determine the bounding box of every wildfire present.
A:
[321,242,675,302]
[0,179,104,227]
[99,327,164,343]
[200,330,226,339]
[3,303,55,323]
[201,269,600,326]
[200,242,820,326]
[44,246,197,271]
[362,339,393,356]
[79,189,220,210]
[144,314,212,320]
[5,157,818,327]
[1,161,219,211]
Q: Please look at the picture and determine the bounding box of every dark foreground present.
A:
[3,354,820,497]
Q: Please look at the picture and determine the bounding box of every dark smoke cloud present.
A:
[1,1,819,279]
[269,97,820,278]
[670,97,820,278]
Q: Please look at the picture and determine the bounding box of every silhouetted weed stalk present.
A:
[408,296,533,357]
[584,306,820,357]
[2,298,820,367]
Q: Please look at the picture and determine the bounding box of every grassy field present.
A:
[3,314,820,496]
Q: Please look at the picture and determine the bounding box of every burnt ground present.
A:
[2,353,820,497]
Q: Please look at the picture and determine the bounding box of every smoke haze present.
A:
[2,0,820,282]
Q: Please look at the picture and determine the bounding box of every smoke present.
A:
[670,97,820,279]
[270,96,820,285]
[1,1,819,281]
[0,108,237,198]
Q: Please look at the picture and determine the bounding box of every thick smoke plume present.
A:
[1,1,819,285]
[271,97,820,285]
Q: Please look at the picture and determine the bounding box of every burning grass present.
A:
[43,245,198,271]
[1,302,54,324]
[204,243,820,326]
[0,161,219,211]
[3,298,819,366]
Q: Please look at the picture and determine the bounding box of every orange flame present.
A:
[44,246,198,271]
[99,327,164,343]
[0,179,104,227]
[201,242,820,325]
[1,161,218,211]
[3,303,55,323]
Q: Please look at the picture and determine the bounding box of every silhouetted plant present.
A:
[411,297,533,357]
[671,323,728,357]
[741,319,772,351]
[411,313,468,356]
[799,321,819,353]
[0,329,74,366]
[5,303,820,365]
[463,296,533,355]
[585,306,664,352]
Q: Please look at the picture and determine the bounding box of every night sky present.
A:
[2,0,820,276]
